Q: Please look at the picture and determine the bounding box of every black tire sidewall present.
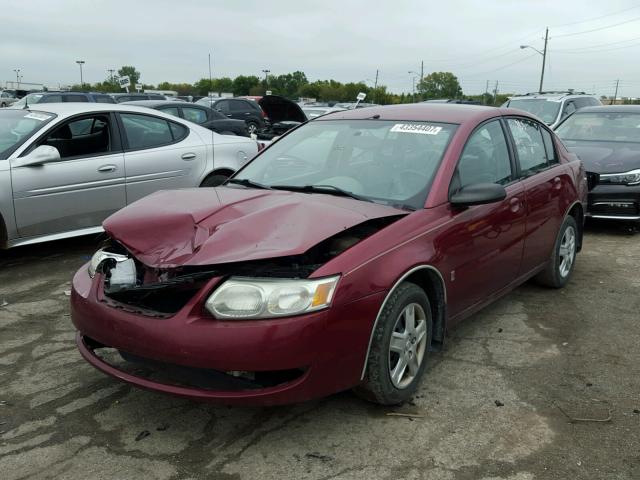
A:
[200,174,229,187]
[361,283,433,405]
[550,216,578,287]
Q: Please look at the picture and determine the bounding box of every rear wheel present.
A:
[246,122,259,135]
[200,173,230,187]
[355,282,432,405]
[535,215,578,288]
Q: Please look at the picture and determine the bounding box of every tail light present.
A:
[256,141,265,152]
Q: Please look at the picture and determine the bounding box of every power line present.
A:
[553,16,640,38]
[551,4,640,28]
[463,53,539,78]
[553,35,640,51]
[554,41,640,54]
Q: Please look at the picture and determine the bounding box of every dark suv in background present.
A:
[197,97,266,134]
[503,91,601,129]
[11,91,116,107]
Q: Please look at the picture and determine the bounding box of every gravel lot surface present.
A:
[1,221,638,480]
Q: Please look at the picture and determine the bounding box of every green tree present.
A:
[117,66,141,86]
[417,72,462,100]
[232,75,260,96]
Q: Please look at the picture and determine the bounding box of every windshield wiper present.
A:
[271,184,372,202]
[226,178,272,190]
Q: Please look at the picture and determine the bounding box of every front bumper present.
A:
[71,266,384,405]
[587,183,640,221]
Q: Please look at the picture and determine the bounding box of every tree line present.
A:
[70,66,511,105]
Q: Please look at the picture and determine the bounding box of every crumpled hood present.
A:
[103,187,406,268]
[563,139,640,174]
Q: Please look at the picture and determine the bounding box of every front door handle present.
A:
[181,152,196,160]
[553,177,562,190]
[509,197,522,212]
[97,164,117,173]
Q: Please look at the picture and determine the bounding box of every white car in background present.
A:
[0,103,258,248]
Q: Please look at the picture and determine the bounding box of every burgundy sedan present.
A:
[71,104,587,406]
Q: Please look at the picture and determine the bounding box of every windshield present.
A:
[0,110,55,159]
[11,93,44,108]
[232,119,457,210]
[507,99,561,124]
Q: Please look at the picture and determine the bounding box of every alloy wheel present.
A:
[558,225,576,278]
[388,302,428,389]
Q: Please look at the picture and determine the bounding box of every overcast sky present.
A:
[4,0,640,97]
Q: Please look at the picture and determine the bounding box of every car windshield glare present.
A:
[556,112,640,143]
[0,109,55,159]
[232,119,457,210]
[508,99,561,124]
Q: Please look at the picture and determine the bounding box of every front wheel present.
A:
[355,282,432,405]
[535,215,578,288]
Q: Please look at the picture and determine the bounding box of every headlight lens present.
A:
[87,249,129,278]
[205,276,340,319]
[600,168,640,185]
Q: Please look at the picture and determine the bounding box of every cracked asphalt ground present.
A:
[0,222,639,480]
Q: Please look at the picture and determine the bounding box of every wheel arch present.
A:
[360,264,447,380]
[565,201,584,251]
[200,168,235,187]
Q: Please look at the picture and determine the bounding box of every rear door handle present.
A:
[97,165,117,173]
[553,177,562,190]
[181,152,196,160]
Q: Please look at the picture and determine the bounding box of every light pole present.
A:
[520,27,548,93]
[261,69,270,90]
[76,60,85,89]
[409,70,420,102]
[13,69,20,88]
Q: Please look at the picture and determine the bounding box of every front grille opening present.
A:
[88,340,305,391]
[590,201,639,217]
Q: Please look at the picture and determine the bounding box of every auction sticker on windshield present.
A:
[391,123,442,135]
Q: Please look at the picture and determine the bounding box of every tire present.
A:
[535,215,578,288]
[246,122,259,135]
[200,174,229,187]
[355,282,433,405]
[0,102,6,108]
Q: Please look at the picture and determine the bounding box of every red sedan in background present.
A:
[71,104,588,406]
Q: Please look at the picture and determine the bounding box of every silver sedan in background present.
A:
[0,103,258,248]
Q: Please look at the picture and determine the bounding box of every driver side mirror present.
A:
[13,145,61,168]
[450,183,507,208]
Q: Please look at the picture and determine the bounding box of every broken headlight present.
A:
[88,249,130,278]
[205,276,340,319]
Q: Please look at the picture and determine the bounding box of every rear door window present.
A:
[63,94,89,102]
[506,118,550,174]
[230,100,248,112]
[39,95,63,103]
[215,100,230,113]
[182,107,208,124]
[120,113,175,150]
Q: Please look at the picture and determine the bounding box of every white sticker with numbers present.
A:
[390,123,442,135]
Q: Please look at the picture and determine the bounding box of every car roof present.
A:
[509,92,597,101]
[19,103,181,117]
[122,100,180,107]
[567,105,640,114]
[316,103,528,125]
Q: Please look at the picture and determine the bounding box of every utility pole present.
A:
[107,69,115,84]
[208,53,213,96]
[373,69,379,103]
[76,60,85,89]
[262,69,270,88]
[612,79,619,105]
[539,27,548,93]
[493,80,499,105]
[484,80,489,104]
[420,60,424,83]
[13,69,20,88]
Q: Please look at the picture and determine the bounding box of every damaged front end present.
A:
[93,215,402,318]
